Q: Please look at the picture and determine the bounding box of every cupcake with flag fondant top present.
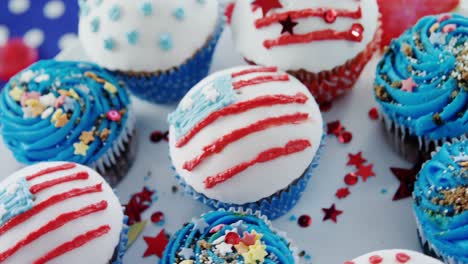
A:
[78,0,223,104]
[413,138,468,263]
[161,209,299,264]
[345,249,442,264]
[374,13,467,163]
[168,66,325,220]
[0,162,128,264]
[0,60,136,186]
[229,0,381,103]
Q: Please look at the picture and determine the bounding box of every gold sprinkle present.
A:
[104,82,118,94]
[100,128,111,141]
[85,71,106,83]
[430,23,440,33]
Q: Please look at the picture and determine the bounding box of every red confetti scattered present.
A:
[369,255,383,264]
[297,215,312,228]
[225,2,235,24]
[327,121,343,136]
[143,229,169,258]
[391,165,420,201]
[336,188,351,199]
[368,107,379,120]
[355,164,376,182]
[344,173,358,186]
[150,130,169,143]
[347,152,367,168]
[251,0,283,17]
[0,38,39,82]
[124,187,155,225]
[225,232,241,245]
[322,204,343,223]
[319,101,333,112]
[151,211,164,224]
[338,131,353,144]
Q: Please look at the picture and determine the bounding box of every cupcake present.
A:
[345,249,442,264]
[0,60,136,186]
[0,162,128,264]
[78,0,224,104]
[413,138,468,263]
[229,0,381,103]
[161,208,299,264]
[374,13,467,164]
[168,66,325,219]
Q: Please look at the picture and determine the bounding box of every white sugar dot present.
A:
[8,0,30,14]
[43,0,65,19]
[23,28,45,48]
[58,33,78,50]
[0,25,9,45]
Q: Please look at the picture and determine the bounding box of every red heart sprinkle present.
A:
[225,232,241,245]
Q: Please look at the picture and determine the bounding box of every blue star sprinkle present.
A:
[192,218,209,233]
[126,30,139,45]
[158,33,173,51]
[178,247,194,259]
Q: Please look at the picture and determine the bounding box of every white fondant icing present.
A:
[350,249,443,264]
[230,0,379,72]
[78,0,219,71]
[169,66,324,204]
[0,162,124,264]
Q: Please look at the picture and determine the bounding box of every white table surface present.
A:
[2,7,468,262]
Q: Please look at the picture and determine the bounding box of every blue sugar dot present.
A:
[173,7,185,21]
[104,37,115,50]
[90,17,100,33]
[79,0,90,17]
[126,30,139,45]
[140,2,153,17]
[158,33,173,51]
[109,5,121,21]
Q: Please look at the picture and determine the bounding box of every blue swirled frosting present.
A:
[374,13,468,140]
[413,139,468,262]
[0,60,131,165]
[161,210,296,264]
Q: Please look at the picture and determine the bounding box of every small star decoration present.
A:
[355,164,376,182]
[79,131,95,144]
[252,0,283,17]
[347,152,367,168]
[143,229,169,258]
[400,77,417,92]
[279,16,298,35]
[391,165,420,201]
[322,204,343,223]
[125,187,155,225]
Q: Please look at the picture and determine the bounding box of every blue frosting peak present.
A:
[0,60,131,166]
[0,178,33,225]
[374,13,468,140]
[414,139,468,262]
[161,210,296,264]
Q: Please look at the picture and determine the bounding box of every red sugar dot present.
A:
[350,23,364,42]
[298,214,312,228]
[324,9,337,23]
[151,211,164,224]
[150,131,164,143]
[369,107,379,120]
[396,253,411,263]
[338,131,353,144]
[344,173,358,186]
[369,255,383,264]
[225,232,241,245]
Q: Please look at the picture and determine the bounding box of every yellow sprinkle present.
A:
[104,82,118,94]
[69,89,80,100]
[31,105,46,118]
[73,141,89,156]
[25,99,39,107]
[9,86,24,101]
[51,109,63,123]
[180,261,194,264]
[430,23,440,33]
[58,90,71,96]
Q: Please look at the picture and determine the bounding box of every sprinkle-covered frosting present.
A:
[413,139,468,263]
[374,14,468,141]
[346,249,442,264]
[0,60,133,169]
[161,209,298,264]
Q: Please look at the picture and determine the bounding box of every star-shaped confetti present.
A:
[79,131,95,145]
[73,142,89,156]
[178,247,194,259]
[192,218,209,233]
[100,128,111,141]
[252,0,283,17]
[391,166,420,201]
[55,113,69,128]
[336,188,350,199]
[216,242,233,256]
[322,204,343,223]
[242,240,268,263]
[241,231,257,246]
[400,77,417,92]
[143,229,169,258]
[279,16,298,35]
[355,164,376,182]
[347,152,367,168]
[9,86,24,101]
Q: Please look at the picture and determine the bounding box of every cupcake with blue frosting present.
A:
[161,209,299,264]
[374,13,467,163]
[0,162,128,264]
[413,138,468,263]
[78,0,224,104]
[0,60,136,186]
[168,66,325,220]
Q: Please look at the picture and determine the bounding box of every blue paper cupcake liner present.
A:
[112,210,129,264]
[117,13,225,104]
[173,133,326,220]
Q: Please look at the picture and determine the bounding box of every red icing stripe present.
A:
[0,183,103,236]
[231,66,278,78]
[233,75,290,90]
[33,225,111,264]
[204,139,312,188]
[184,112,310,171]
[0,201,108,262]
[255,7,362,28]
[263,25,364,49]
[175,93,309,148]
[26,163,76,181]
[30,172,89,194]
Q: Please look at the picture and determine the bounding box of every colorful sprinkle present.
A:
[73,141,89,156]
[225,232,241,245]
[106,110,122,122]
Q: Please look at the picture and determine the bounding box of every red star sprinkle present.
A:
[391,165,420,201]
[336,188,350,199]
[369,107,379,120]
[347,152,367,168]
[252,0,283,17]
[279,16,298,35]
[327,121,343,136]
[150,130,169,143]
[143,229,169,258]
[355,164,376,182]
[322,204,343,223]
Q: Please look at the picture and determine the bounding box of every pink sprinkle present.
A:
[442,24,456,33]
[209,224,225,234]
[107,110,122,122]
[437,14,452,22]
[55,95,66,108]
